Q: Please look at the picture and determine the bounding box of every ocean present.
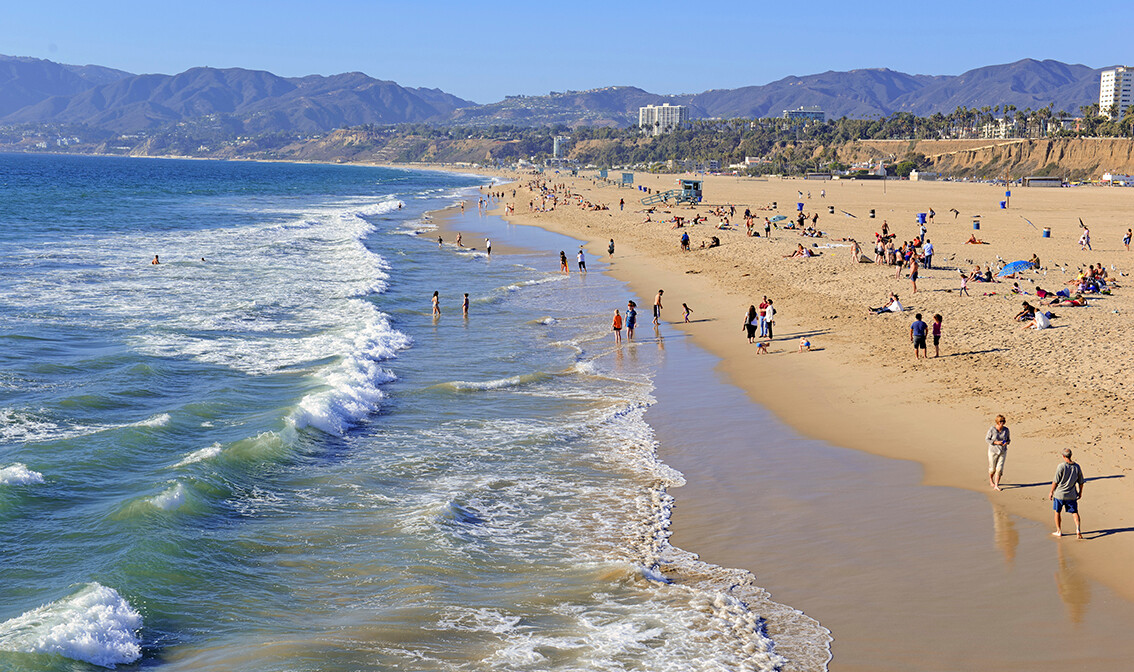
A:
[0,154,828,671]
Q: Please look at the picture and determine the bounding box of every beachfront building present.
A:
[553,135,570,159]
[638,104,688,135]
[1099,66,1133,119]
[782,106,826,123]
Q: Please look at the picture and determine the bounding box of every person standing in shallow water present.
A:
[432,291,440,317]
[626,301,637,341]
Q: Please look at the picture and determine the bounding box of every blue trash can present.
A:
[1042,228,1051,238]
[797,202,804,211]
[917,212,927,224]
[999,201,1006,209]
[973,221,981,230]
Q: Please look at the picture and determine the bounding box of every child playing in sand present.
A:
[798,338,811,352]
[932,314,943,357]
[682,303,692,323]
[756,341,770,354]
[959,270,970,296]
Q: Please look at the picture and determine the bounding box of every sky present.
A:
[2,0,1126,103]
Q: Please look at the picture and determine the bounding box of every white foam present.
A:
[173,443,223,467]
[0,463,45,485]
[289,307,409,435]
[444,374,546,392]
[132,413,170,428]
[0,583,142,668]
[147,482,186,511]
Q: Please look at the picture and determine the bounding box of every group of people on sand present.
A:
[742,297,778,353]
[985,414,1086,539]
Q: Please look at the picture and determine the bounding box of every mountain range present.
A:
[0,55,1110,134]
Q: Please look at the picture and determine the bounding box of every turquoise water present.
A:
[0,154,826,670]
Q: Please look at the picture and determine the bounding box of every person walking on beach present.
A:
[432,291,441,317]
[764,219,771,238]
[682,303,692,323]
[438,235,443,247]
[652,290,664,325]
[744,305,758,343]
[485,238,492,256]
[764,299,776,339]
[608,239,615,257]
[1049,448,1085,538]
[680,231,690,252]
[559,251,569,275]
[758,296,769,337]
[577,248,587,273]
[626,301,637,341]
[909,257,920,294]
[612,309,623,343]
[1124,229,1131,251]
[619,198,624,211]
[987,414,1010,491]
[910,313,928,359]
[932,314,943,357]
[922,239,934,269]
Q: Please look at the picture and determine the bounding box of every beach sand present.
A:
[437,169,1134,666]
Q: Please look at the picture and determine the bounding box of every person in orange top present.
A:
[612,310,623,343]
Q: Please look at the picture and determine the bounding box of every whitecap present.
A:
[147,482,186,511]
[0,463,45,485]
[173,443,223,467]
[132,413,170,428]
[0,583,142,668]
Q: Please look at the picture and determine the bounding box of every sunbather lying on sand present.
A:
[966,234,987,244]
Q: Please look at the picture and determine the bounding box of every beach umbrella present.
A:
[770,215,787,222]
[840,210,856,218]
[1019,216,1038,231]
[997,260,1033,276]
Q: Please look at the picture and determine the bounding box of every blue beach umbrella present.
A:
[998,260,1033,276]
[770,215,787,222]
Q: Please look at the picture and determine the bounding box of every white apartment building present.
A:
[1099,66,1134,119]
[639,104,688,135]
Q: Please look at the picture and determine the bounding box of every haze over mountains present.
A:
[0,55,1108,134]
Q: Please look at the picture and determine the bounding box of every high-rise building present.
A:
[553,135,570,159]
[638,104,688,135]
[1099,66,1134,119]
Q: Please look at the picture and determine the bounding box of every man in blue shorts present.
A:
[1048,448,1085,538]
[910,313,928,359]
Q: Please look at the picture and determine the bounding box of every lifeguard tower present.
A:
[639,178,703,205]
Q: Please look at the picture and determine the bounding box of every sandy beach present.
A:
[434,169,1134,669]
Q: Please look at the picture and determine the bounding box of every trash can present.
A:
[828,206,834,214]
[973,221,981,230]
[869,209,876,219]
[917,212,927,224]
[999,201,1006,209]
[797,202,804,211]
[1042,227,1051,238]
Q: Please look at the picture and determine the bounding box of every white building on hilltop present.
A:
[1100,66,1134,119]
[783,106,826,122]
[639,104,688,135]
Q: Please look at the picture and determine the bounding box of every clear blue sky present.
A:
[2,0,1124,103]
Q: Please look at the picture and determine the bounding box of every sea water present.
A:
[0,154,828,670]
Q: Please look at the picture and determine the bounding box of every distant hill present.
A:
[0,56,1109,133]
[0,55,132,117]
[1,62,477,133]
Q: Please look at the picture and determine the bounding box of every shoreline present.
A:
[420,181,1134,670]
[466,170,1134,599]
[436,170,1134,666]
